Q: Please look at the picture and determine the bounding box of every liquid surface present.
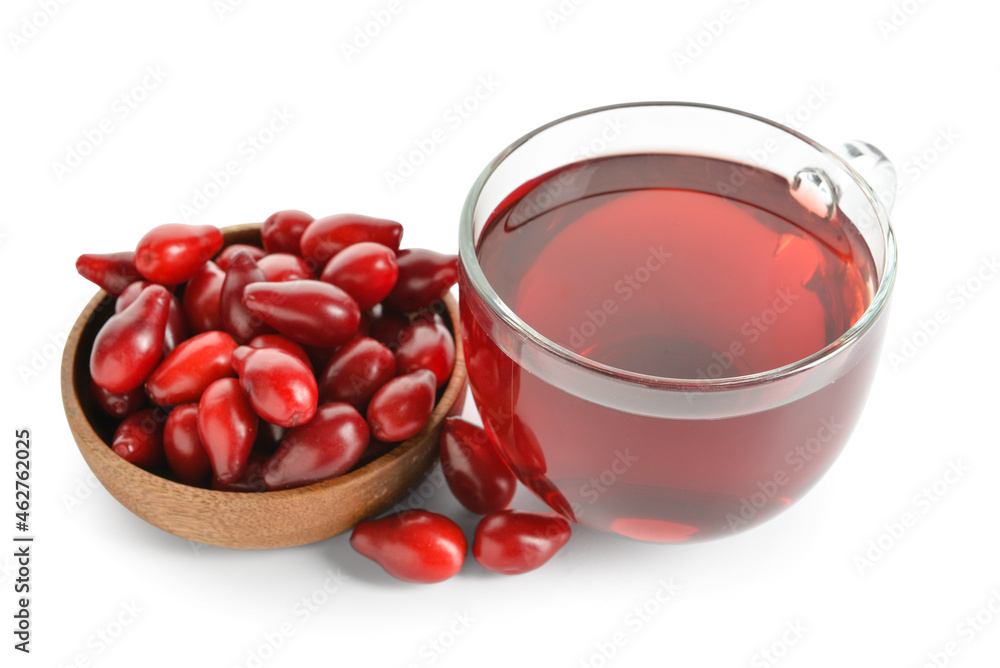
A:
[477,154,876,379]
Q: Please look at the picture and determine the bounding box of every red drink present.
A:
[460,153,883,541]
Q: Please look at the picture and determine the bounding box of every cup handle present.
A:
[838,140,897,214]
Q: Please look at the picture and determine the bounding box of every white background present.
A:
[2,0,998,666]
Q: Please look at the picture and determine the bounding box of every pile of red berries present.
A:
[77,211,458,492]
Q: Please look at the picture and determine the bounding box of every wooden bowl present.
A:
[61,223,467,549]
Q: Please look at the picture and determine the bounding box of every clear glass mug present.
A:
[458,103,897,542]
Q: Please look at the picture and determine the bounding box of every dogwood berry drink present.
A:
[459,103,897,542]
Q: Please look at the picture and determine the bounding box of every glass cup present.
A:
[458,102,897,542]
